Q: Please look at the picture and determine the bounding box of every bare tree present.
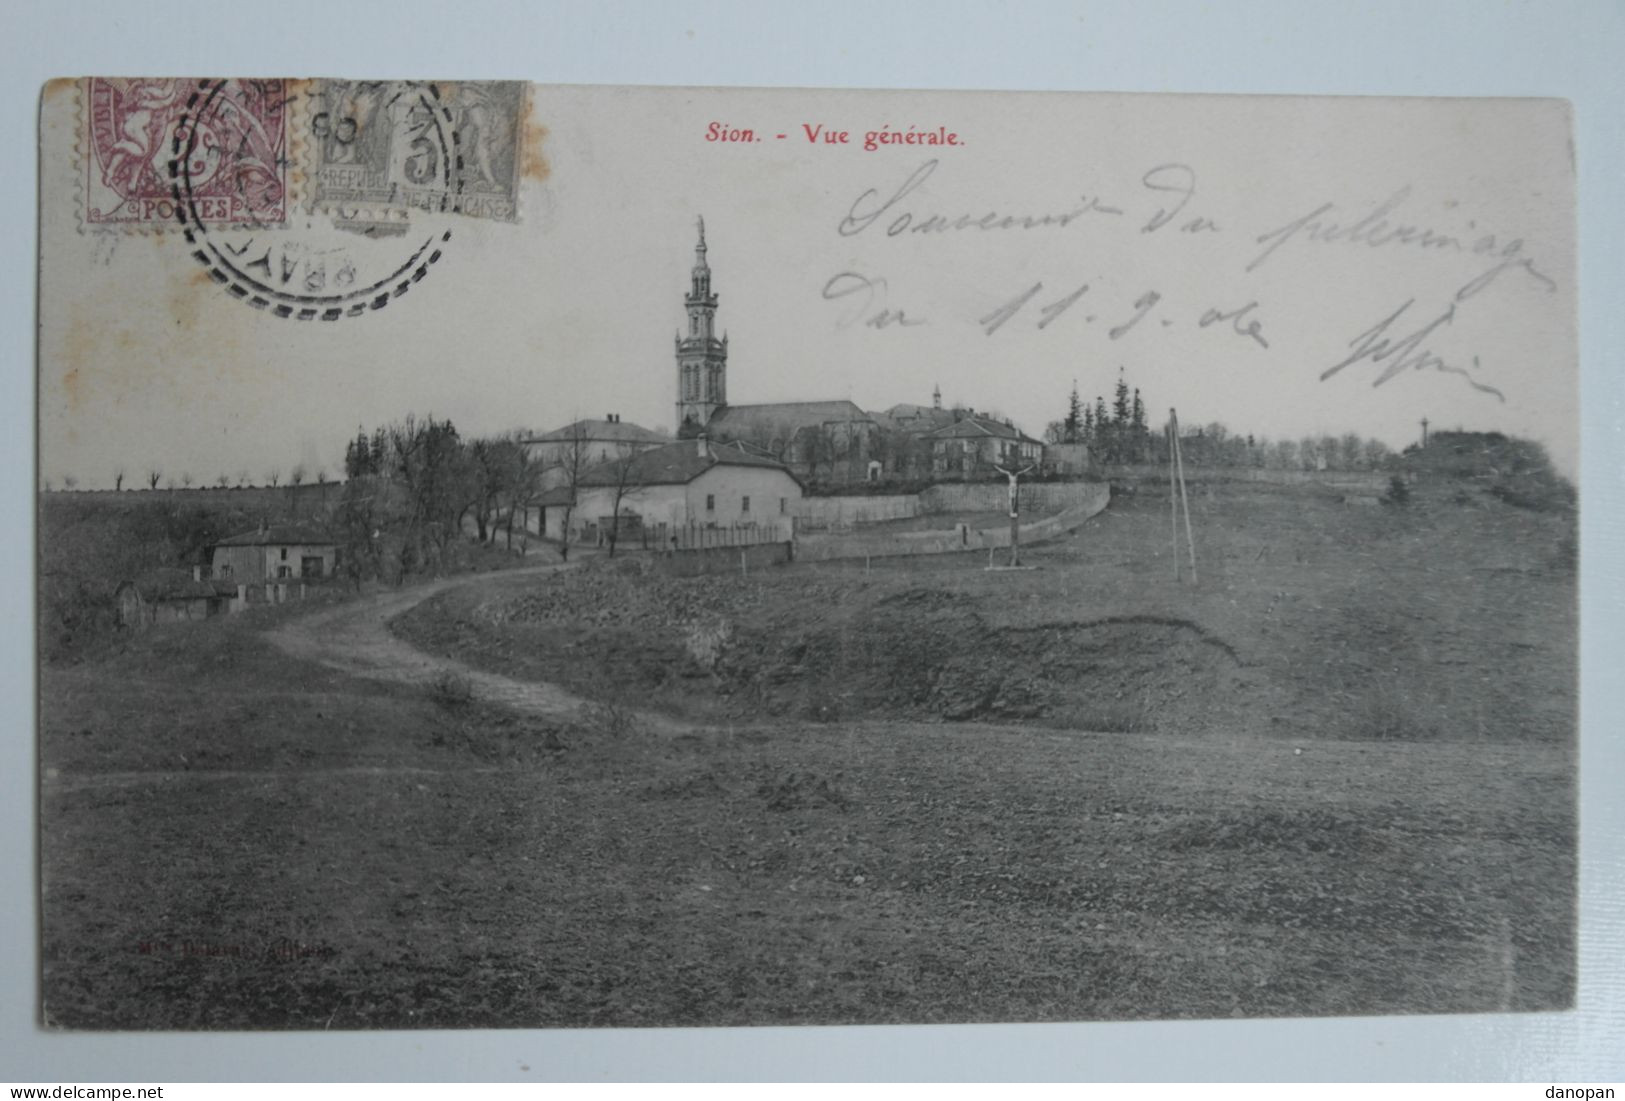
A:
[288,465,306,518]
[383,414,469,576]
[552,420,591,562]
[267,469,281,488]
[180,472,193,489]
[216,473,229,488]
[147,469,161,490]
[114,469,125,492]
[601,442,647,558]
[498,433,544,552]
[62,475,77,490]
[802,424,839,484]
[334,476,388,590]
[873,425,924,481]
[1338,432,1365,471]
[1363,438,1393,470]
[466,439,504,543]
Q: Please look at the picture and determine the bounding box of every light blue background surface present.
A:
[5,0,1622,1081]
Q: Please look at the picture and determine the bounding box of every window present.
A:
[279,547,288,560]
[741,496,750,513]
[779,497,787,514]
[706,494,715,512]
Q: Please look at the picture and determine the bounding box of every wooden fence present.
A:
[662,517,795,551]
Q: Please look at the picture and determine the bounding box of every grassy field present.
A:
[397,482,1576,744]
[38,480,1576,1028]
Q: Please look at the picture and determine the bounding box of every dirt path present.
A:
[264,560,693,734]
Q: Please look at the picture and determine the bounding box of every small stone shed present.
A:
[114,567,238,631]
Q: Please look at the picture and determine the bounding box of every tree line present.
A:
[1045,370,1397,472]
[1044,370,1151,464]
[338,416,546,585]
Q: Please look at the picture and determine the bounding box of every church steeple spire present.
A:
[685,215,717,337]
[691,216,711,300]
[676,216,727,436]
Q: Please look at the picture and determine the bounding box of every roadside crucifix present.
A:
[993,457,1037,567]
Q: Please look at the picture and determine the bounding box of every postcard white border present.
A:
[6,0,1622,1082]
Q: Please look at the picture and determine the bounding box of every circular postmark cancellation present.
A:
[169,78,467,320]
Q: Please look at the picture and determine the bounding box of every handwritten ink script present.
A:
[811,158,1558,404]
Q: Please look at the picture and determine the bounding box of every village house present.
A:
[523,415,669,489]
[210,524,340,581]
[540,437,802,546]
[922,414,1045,475]
[879,387,956,434]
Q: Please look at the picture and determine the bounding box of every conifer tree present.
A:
[1064,380,1083,443]
[345,426,374,479]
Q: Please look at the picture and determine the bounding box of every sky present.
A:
[39,85,1577,487]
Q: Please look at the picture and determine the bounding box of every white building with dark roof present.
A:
[523,415,669,489]
[541,436,803,545]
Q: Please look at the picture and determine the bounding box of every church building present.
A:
[674,217,729,434]
[674,218,878,481]
[667,217,1055,484]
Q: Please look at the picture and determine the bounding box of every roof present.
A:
[534,485,575,507]
[577,439,800,488]
[884,402,954,421]
[921,415,1043,445]
[121,568,237,601]
[524,418,667,445]
[213,524,338,548]
[706,401,876,437]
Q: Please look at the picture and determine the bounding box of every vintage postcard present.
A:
[37,80,1576,1029]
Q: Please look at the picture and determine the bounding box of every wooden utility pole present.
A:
[993,458,1037,567]
[1168,421,1180,580]
[1169,408,1198,584]
[1421,416,1430,449]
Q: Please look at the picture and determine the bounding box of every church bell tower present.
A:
[675,216,728,436]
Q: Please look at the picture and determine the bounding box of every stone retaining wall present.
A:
[796,484,1110,562]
